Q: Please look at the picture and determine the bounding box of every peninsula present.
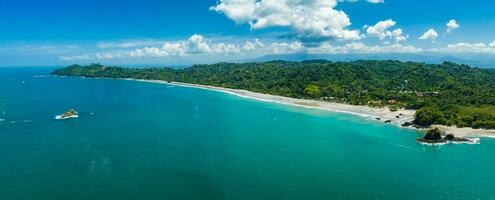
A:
[52,60,495,138]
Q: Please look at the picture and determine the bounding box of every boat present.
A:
[55,109,79,120]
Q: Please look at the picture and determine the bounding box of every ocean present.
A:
[1,67,494,200]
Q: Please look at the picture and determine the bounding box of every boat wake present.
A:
[2,119,34,125]
[55,115,79,120]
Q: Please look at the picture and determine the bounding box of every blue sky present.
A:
[1,0,495,66]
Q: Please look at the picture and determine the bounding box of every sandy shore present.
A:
[130,79,495,138]
[432,125,495,138]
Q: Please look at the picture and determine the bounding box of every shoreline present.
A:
[127,78,495,138]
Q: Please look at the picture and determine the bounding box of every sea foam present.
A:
[418,137,480,146]
[453,138,480,145]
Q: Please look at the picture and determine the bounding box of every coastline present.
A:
[127,78,495,138]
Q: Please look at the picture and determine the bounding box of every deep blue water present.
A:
[1,67,495,200]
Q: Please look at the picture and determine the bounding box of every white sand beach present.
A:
[433,125,495,138]
[131,79,495,138]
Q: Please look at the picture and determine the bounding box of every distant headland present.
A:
[52,60,495,141]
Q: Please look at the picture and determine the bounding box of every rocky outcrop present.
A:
[444,134,472,143]
[416,128,473,144]
[416,128,447,144]
[401,122,413,127]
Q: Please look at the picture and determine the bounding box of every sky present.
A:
[1,0,495,66]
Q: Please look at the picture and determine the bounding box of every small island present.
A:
[55,109,79,120]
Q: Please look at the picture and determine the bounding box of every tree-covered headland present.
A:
[52,60,495,129]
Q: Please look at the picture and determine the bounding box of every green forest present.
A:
[52,60,495,129]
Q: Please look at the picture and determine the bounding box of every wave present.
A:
[469,134,495,140]
[480,135,495,139]
[2,120,33,125]
[418,141,449,146]
[453,138,480,145]
[418,138,480,146]
[225,90,380,119]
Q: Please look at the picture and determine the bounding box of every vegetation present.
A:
[52,60,495,129]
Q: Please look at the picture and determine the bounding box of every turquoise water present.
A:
[1,67,495,200]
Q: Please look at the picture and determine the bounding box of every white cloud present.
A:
[209,0,256,23]
[160,43,186,56]
[391,29,408,42]
[211,0,361,41]
[186,34,211,54]
[242,39,264,51]
[366,19,395,40]
[59,35,305,61]
[365,19,408,42]
[121,34,252,58]
[58,35,495,62]
[127,34,225,58]
[61,39,425,62]
[419,28,438,41]
[268,41,304,54]
[446,19,460,33]
[129,47,170,58]
[432,42,495,54]
[310,42,421,54]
